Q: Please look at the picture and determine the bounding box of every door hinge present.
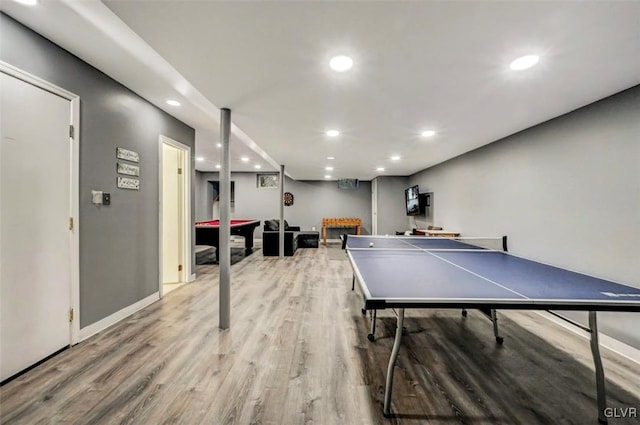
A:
[69,217,74,230]
[69,308,74,322]
[178,264,183,272]
[69,125,75,139]
[178,168,182,175]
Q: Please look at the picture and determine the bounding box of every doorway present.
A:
[208,180,234,219]
[159,136,191,296]
[1,65,80,382]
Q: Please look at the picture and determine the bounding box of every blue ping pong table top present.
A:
[345,235,640,311]
[346,235,484,250]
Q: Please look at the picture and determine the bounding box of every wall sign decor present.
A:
[116,147,139,163]
[284,192,294,206]
[117,162,140,177]
[117,176,140,190]
[257,174,278,188]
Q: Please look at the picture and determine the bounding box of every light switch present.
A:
[91,190,103,205]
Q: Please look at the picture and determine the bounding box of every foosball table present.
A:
[322,217,362,245]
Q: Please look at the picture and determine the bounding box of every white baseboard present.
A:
[79,292,160,342]
[536,311,640,366]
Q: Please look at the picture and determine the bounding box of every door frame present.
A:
[158,135,192,297]
[372,177,378,235]
[1,61,81,345]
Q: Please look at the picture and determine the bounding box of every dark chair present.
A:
[263,219,300,232]
[263,231,298,256]
[262,219,319,256]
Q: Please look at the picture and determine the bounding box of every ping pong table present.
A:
[345,235,640,423]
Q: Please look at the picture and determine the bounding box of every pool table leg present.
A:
[243,233,254,254]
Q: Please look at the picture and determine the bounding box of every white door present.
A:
[371,178,378,235]
[162,143,182,284]
[1,72,72,381]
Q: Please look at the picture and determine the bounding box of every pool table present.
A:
[195,219,260,261]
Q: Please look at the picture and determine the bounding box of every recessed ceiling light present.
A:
[324,175,332,179]
[391,155,401,161]
[254,164,261,169]
[240,157,249,162]
[166,99,180,106]
[14,0,38,5]
[217,143,222,148]
[376,167,385,172]
[215,164,221,169]
[196,157,204,161]
[325,166,334,171]
[329,55,353,72]
[326,130,340,137]
[510,55,539,71]
[327,156,335,160]
[421,130,436,138]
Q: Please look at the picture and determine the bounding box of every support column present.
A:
[219,108,231,329]
[279,164,285,258]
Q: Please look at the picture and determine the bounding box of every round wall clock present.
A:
[284,192,294,206]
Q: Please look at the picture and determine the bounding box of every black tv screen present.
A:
[405,185,420,216]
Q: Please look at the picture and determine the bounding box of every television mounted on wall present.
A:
[405,185,420,216]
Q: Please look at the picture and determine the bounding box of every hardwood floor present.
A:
[1,244,639,424]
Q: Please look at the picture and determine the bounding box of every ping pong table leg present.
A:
[368,309,377,341]
[383,308,405,417]
[589,311,608,424]
[350,274,367,314]
[491,309,504,344]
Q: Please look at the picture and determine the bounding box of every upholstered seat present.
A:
[263,219,300,232]
[262,219,319,256]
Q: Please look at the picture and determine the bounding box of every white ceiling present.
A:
[2,0,639,180]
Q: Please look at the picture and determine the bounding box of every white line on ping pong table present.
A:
[425,250,530,300]
[346,250,373,301]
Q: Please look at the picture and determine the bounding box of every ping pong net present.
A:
[344,234,508,252]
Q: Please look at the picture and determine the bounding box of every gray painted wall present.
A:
[1,14,196,328]
[409,86,640,349]
[286,179,372,238]
[196,172,372,238]
[374,176,410,235]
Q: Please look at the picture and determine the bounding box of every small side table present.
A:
[415,229,460,237]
